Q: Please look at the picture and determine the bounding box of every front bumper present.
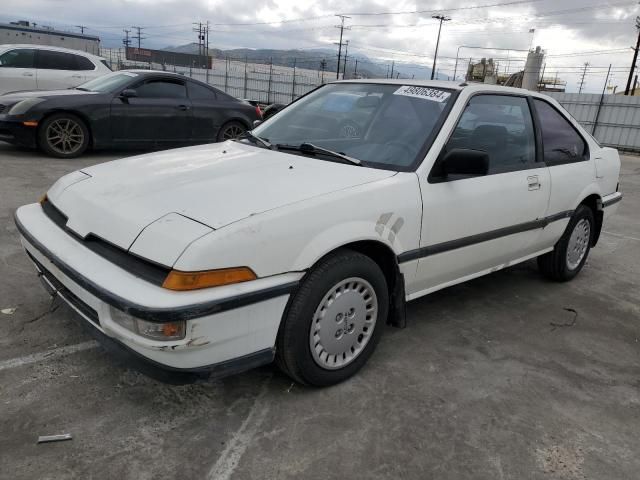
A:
[15,203,302,383]
[0,117,37,148]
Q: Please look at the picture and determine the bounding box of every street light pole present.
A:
[431,15,451,80]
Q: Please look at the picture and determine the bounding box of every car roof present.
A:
[334,78,558,100]
[0,43,104,60]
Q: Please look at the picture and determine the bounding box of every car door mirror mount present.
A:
[120,89,137,100]
[440,148,489,178]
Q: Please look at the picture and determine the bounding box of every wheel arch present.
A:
[579,193,603,246]
[287,239,407,330]
[38,109,95,147]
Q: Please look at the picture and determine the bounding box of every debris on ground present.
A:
[550,308,578,330]
[1,308,17,315]
[37,433,73,444]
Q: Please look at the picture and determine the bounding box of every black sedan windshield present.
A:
[77,72,139,93]
[253,83,453,170]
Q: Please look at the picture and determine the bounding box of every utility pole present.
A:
[320,59,327,83]
[122,29,131,49]
[390,60,395,78]
[342,40,349,79]
[205,21,210,81]
[193,23,206,67]
[75,25,86,34]
[431,15,451,80]
[354,59,358,78]
[335,15,350,79]
[131,26,145,49]
[578,62,589,94]
[625,16,640,95]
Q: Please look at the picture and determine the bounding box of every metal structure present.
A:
[522,46,545,91]
[0,20,100,54]
[549,91,640,153]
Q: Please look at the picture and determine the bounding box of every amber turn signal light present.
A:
[162,267,257,291]
[23,121,38,127]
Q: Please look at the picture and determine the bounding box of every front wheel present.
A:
[276,250,389,387]
[217,121,247,142]
[537,204,594,282]
[38,113,90,158]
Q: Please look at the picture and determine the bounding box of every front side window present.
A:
[439,94,536,176]
[0,49,35,68]
[136,79,186,98]
[534,99,587,165]
[253,83,453,170]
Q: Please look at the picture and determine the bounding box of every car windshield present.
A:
[253,83,453,170]
[76,72,138,93]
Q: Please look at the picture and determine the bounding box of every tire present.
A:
[217,121,247,142]
[276,249,389,387]
[38,113,90,158]
[537,204,595,282]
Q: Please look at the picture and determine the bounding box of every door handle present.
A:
[177,105,190,111]
[527,175,541,190]
[22,72,34,77]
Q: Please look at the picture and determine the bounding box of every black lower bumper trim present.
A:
[15,211,299,322]
[71,311,275,385]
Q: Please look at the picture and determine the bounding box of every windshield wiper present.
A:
[74,87,91,91]
[276,142,361,166]
[239,130,272,149]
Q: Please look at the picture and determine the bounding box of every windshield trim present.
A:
[253,82,460,173]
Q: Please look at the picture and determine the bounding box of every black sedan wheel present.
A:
[217,121,247,142]
[38,113,90,158]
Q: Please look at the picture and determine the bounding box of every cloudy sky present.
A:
[2,0,640,92]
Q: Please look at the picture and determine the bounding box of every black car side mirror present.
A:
[253,120,262,128]
[440,148,489,177]
[120,89,137,99]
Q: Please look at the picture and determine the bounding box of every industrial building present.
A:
[0,20,100,54]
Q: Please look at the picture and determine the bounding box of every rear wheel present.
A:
[38,113,90,158]
[276,249,389,387]
[217,121,247,142]
[538,204,594,281]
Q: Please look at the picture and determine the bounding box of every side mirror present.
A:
[120,88,137,99]
[440,148,489,177]
[253,119,262,128]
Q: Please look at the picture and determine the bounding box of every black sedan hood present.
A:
[0,89,99,102]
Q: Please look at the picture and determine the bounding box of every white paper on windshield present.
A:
[393,86,450,102]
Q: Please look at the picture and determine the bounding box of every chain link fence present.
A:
[100,48,337,104]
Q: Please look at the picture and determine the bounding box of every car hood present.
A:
[50,141,396,254]
[1,89,99,101]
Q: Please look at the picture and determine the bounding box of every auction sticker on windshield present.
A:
[393,86,451,102]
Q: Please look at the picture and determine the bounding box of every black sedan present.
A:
[0,70,262,158]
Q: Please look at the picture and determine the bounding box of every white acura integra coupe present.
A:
[15,80,622,386]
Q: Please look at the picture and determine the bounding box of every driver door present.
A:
[110,77,192,143]
[409,93,550,296]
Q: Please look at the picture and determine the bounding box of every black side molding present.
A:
[398,210,574,264]
[15,212,299,323]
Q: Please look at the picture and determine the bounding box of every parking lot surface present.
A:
[0,143,639,480]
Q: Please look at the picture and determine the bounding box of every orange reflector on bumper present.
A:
[162,267,257,291]
[23,121,38,127]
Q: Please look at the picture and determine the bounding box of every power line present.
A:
[340,0,543,17]
[131,26,145,49]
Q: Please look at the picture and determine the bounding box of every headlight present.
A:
[110,307,186,341]
[162,267,257,291]
[8,98,45,115]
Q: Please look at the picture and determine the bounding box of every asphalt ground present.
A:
[1,142,638,480]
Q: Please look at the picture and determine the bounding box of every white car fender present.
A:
[173,172,423,279]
